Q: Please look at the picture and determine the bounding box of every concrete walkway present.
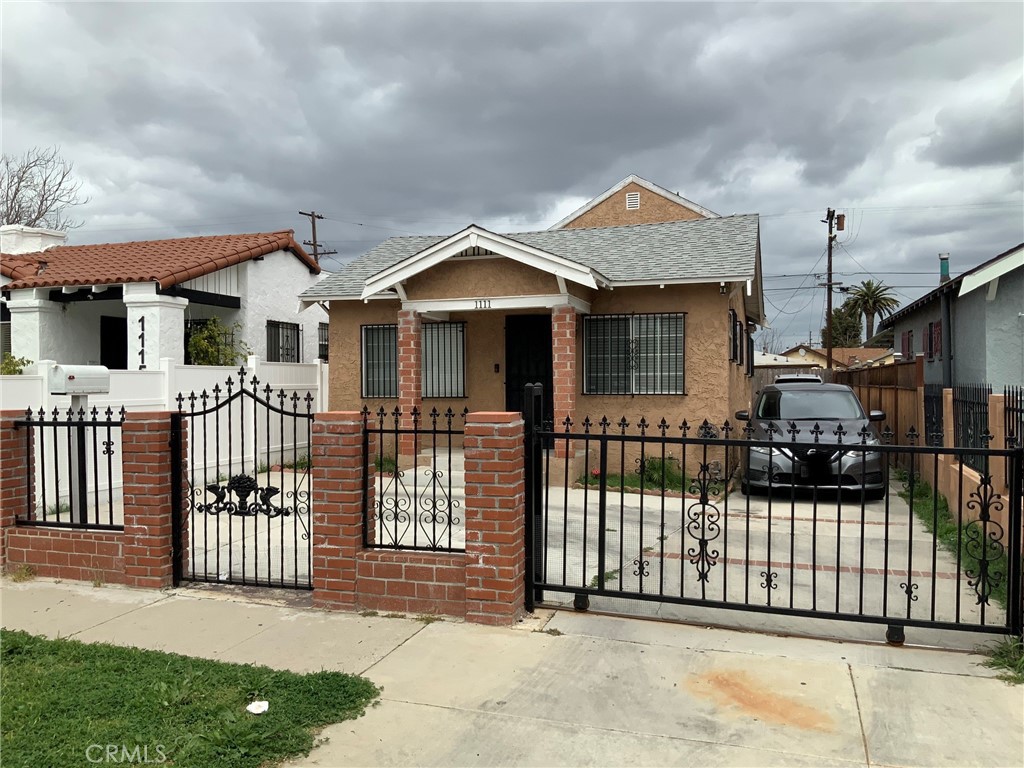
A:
[1,579,1021,767]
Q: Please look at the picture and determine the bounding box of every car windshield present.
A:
[756,390,866,421]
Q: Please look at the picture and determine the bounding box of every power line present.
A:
[298,210,337,264]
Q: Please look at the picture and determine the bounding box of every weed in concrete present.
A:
[383,612,405,619]
[979,636,1024,684]
[46,501,71,517]
[414,615,443,624]
[534,628,563,636]
[7,565,35,583]
[358,610,379,618]
[588,569,619,589]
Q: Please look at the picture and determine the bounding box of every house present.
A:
[1,225,328,369]
[777,345,875,370]
[299,176,765,443]
[878,245,1023,388]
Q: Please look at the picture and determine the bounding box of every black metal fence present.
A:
[924,383,944,447]
[362,406,467,552]
[176,369,314,589]
[524,401,1023,640]
[14,407,126,530]
[1006,386,1024,449]
[953,383,992,472]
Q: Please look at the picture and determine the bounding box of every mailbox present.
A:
[49,364,111,396]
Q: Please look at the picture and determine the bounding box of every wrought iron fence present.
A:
[14,406,127,530]
[362,406,467,552]
[176,369,314,589]
[953,383,992,473]
[524,401,1023,640]
[1006,386,1024,449]
[924,383,944,447]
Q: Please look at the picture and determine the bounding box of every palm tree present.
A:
[846,280,901,340]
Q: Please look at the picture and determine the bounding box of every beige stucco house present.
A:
[300,176,765,447]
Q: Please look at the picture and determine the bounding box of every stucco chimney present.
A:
[0,224,68,255]
[939,253,950,284]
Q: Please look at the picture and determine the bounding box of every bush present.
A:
[1,352,32,375]
[188,318,250,366]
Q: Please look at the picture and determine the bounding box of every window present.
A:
[318,322,329,362]
[737,317,745,367]
[931,320,942,360]
[266,320,301,363]
[1,301,10,358]
[625,191,640,210]
[746,331,754,377]
[901,329,914,359]
[362,324,397,398]
[584,313,685,395]
[422,322,466,398]
[728,310,738,362]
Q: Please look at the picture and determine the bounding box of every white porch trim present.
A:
[360,225,601,300]
[401,293,590,315]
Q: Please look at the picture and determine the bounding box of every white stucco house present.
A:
[1,225,329,369]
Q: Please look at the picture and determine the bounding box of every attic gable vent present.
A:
[625,192,640,210]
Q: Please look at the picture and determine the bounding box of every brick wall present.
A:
[397,310,422,458]
[0,411,186,589]
[551,306,577,460]
[312,411,527,625]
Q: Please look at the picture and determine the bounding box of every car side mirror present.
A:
[869,410,886,422]
[735,410,750,421]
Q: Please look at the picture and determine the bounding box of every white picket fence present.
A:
[0,357,330,510]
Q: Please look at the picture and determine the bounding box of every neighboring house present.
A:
[1,225,327,369]
[878,245,1024,388]
[778,345,876,370]
[752,350,817,369]
[299,176,765,437]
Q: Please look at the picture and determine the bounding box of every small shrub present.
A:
[187,318,250,366]
[375,455,397,474]
[980,637,1024,685]
[1,352,32,375]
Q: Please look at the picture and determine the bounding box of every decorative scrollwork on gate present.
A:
[417,468,461,548]
[685,458,722,583]
[760,570,778,591]
[964,475,1006,606]
[196,474,296,520]
[375,468,413,546]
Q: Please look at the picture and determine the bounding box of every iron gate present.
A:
[176,369,314,589]
[523,385,1024,642]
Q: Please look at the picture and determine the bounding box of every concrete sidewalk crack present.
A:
[60,592,176,639]
[848,663,872,766]
[357,622,431,677]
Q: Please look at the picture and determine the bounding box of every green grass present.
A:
[588,569,620,589]
[578,457,692,493]
[895,470,1011,610]
[980,636,1024,684]
[0,629,379,768]
[285,455,311,471]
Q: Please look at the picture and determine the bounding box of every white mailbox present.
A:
[49,364,111,396]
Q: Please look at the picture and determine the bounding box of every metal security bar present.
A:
[924,383,944,446]
[525,401,1023,641]
[953,383,992,472]
[583,313,686,395]
[422,321,466,398]
[361,324,398,398]
[15,406,126,530]
[363,406,467,552]
[266,320,301,363]
[318,322,329,361]
[177,368,314,589]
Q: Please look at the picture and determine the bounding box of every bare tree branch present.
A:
[0,146,89,230]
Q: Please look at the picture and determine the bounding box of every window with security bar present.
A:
[266,320,301,363]
[422,321,466,398]
[318,322,329,361]
[584,313,685,395]
[362,324,398,398]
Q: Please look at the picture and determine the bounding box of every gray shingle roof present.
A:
[300,214,759,300]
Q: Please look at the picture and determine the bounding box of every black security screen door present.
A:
[100,316,128,370]
[505,314,553,425]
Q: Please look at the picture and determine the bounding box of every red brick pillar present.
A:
[122,412,182,588]
[552,305,577,458]
[397,309,422,459]
[0,411,32,566]
[463,412,526,625]
[311,411,369,609]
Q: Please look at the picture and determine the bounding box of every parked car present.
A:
[735,382,887,498]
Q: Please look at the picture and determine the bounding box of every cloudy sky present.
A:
[3,1,1022,349]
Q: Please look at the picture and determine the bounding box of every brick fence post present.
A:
[551,305,577,459]
[122,412,181,588]
[311,412,368,609]
[397,310,422,460]
[463,412,527,626]
[0,410,32,567]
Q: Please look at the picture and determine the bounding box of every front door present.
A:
[100,316,128,370]
[505,315,554,425]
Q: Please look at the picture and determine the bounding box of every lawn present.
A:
[0,629,379,768]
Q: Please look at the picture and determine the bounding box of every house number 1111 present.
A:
[474,299,492,309]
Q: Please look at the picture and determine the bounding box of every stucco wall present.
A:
[953,290,987,384]
[238,251,327,363]
[8,292,118,365]
[562,182,705,229]
[405,259,559,299]
[984,266,1023,388]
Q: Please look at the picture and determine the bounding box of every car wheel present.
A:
[865,487,886,502]
[741,479,753,496]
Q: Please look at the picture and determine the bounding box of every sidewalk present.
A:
[1,579,1021,768]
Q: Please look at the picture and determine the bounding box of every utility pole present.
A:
[298,210,337,264]
[820,209,844,369]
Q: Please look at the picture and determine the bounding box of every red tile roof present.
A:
[1,230,318,290]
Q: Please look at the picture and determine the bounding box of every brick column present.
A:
[551,305,577,459]
[0,411,32,567]
[311,412,369,609]
[463,413,526,626]
[122,412,181,588]
[397,309,422,459]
